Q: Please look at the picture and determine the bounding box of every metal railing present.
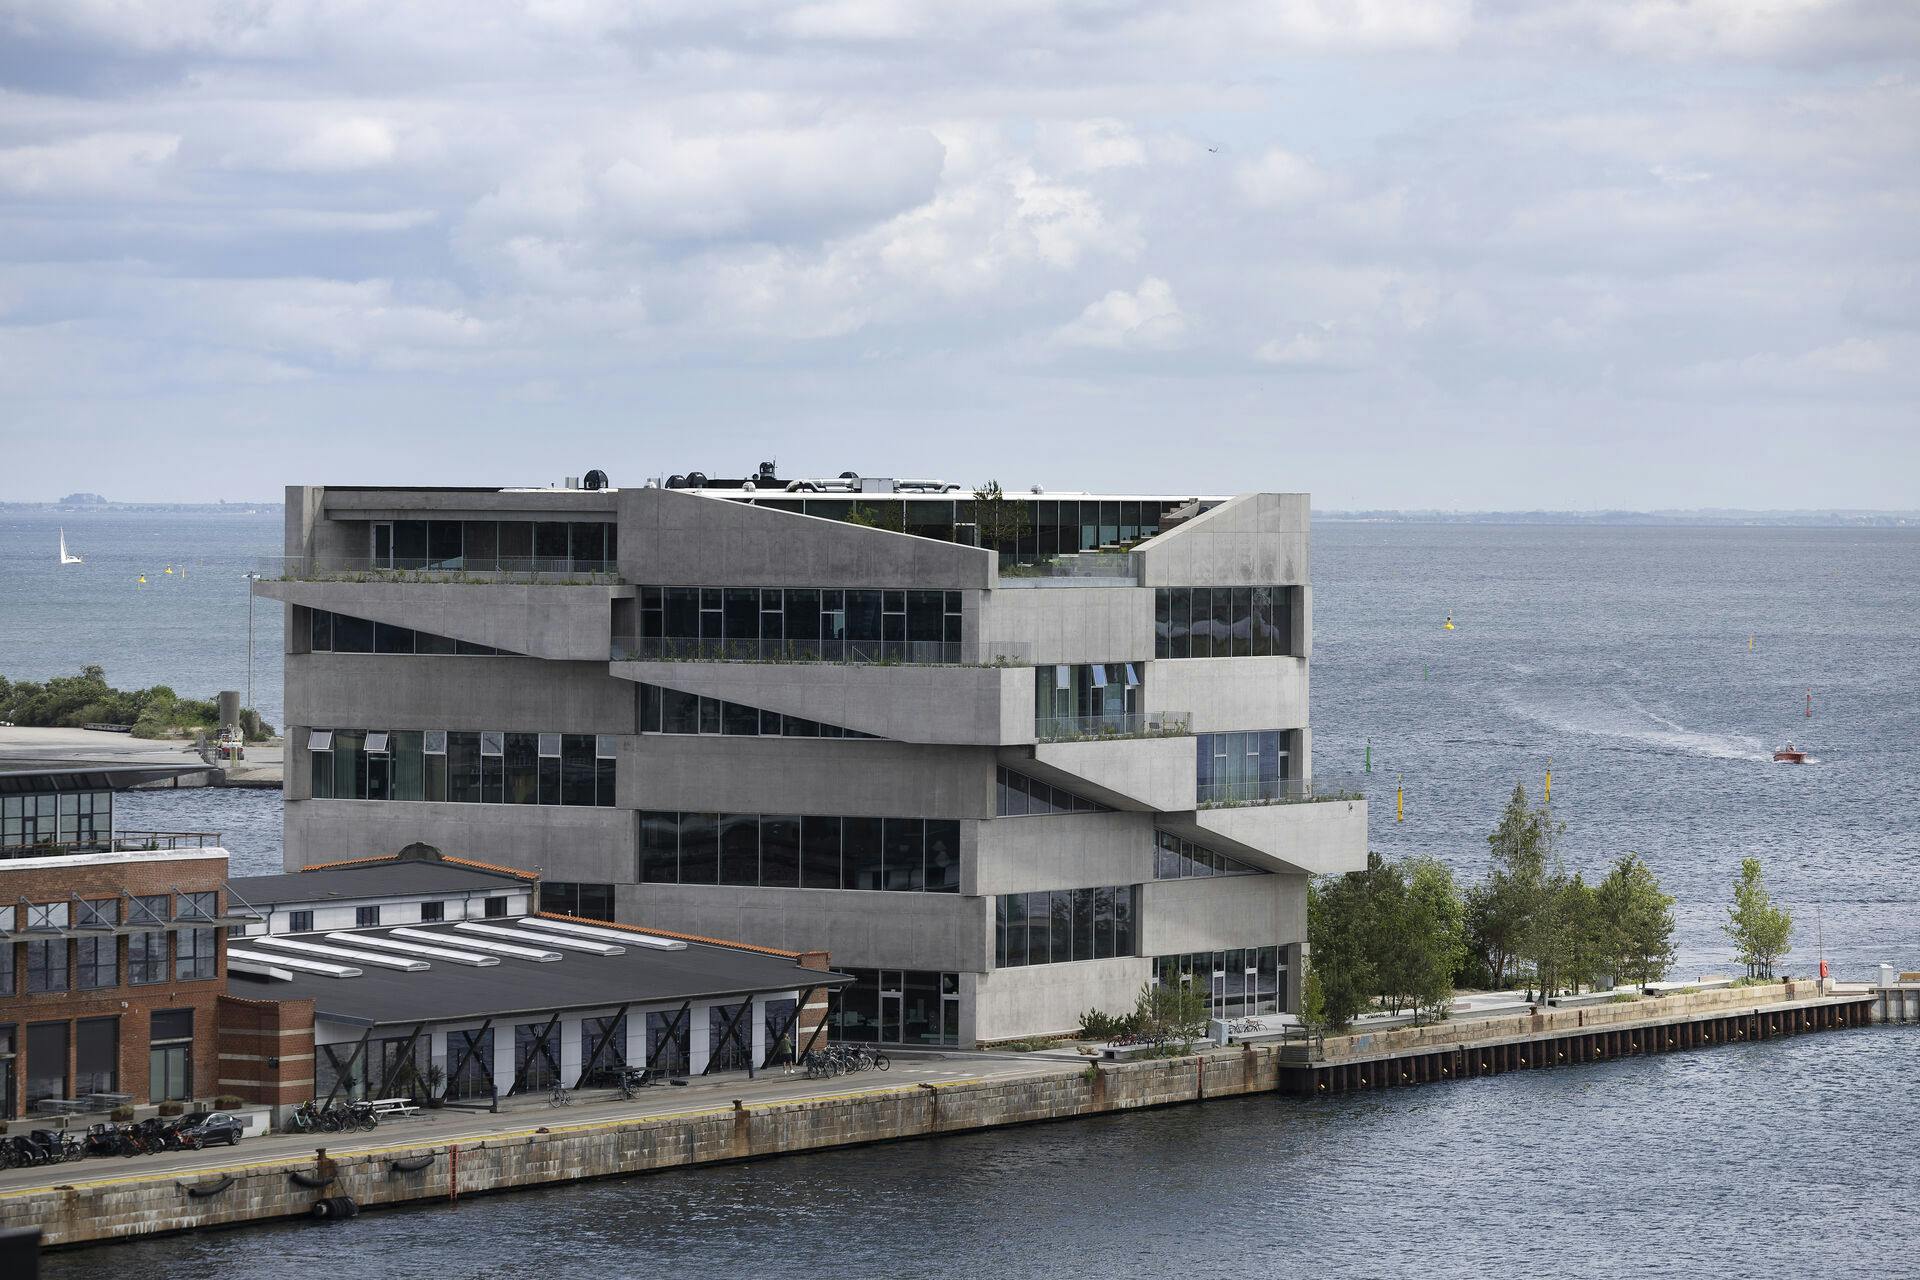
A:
[1196,773,1369,809]
[256,555,619,585]
[0,830,224,860]
[1035,711,1191,743]
[613,637,965,666]
[997,550,1141,585]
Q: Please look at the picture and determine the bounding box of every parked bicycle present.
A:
[548,1082,574,1107]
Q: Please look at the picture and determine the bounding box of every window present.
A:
[707,1003,751,1073]
[129,898,169,984]
[77,1017,119,1094]
[150,1009,194,1101]
[634,684,872,741]
[1155,587,1294,659]
[1196,731,1287,805]
[539,882,615,921]
[828,969,961,1046]
[484,896,509,919]
[288,910,314,933]
[1153,947,1286,1016]
[634,812,959,893]
[635,585,963,663]
[356,905,381,928]
[514,1021,561,1092]
[419,901,445,923]
[1034,664,1142,739]
[77,930,118,990]
[996,767,1110,816]
[26,1021,69,1108]
[579,1014,626,1086]
[1153,830,1261,879]
[995,886,1138,968]
[646,1009,690,1075]
[0,935,13,996]
[307,609,507,657]
[175,923,217,981]
[26,938,68,992]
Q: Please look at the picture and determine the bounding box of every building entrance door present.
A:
[149,1044,190,1102]
[0,1024,15,1119]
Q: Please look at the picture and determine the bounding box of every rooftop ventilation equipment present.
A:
[228,948,362,979]
[584,469,609,491]
[253,936,430,972]
[453,920,624,955]
[330,932,500,967]
[667,474,687,488]
[521,917,688,951]
[390,926,561,962]
[785,471,861,493]
[686,471,709,488]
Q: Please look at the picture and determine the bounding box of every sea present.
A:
[7,509,1917,1278]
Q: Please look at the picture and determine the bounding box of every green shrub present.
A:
[110,1105,134,1121]
[158,1101,184,1117]
[214,1095,244,1109]
[1076,1008,1141,1041]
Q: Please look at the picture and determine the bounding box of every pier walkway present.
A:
[0,725,282,787]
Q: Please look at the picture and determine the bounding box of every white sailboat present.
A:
[58,528,83,565]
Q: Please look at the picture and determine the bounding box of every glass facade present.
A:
[310,727,615,807]
[994,886,1137,968]
[739,495,1185,561]
[366,519,616,573]
[1033,663,1142,740]
[2,789,111,852]
[1153,947,1286,1016]
[995,767,1110,816]
[1154,586,1296,659]
[1196,731,1287,805]
[1153,831,1261,879]
[579,1014,627,1085]
[637,683,876,740]
[707,1003,751,1073]
[445,1027,494,1100]
[640,812,960,892]
[828,969,961,1046]
[631,586,962,664]
[540,882,615,921]
[646,1010,690,1074]
[514,1022,561,1092]
[307,608,513,656]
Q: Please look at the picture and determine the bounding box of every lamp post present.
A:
[243,572,260,738]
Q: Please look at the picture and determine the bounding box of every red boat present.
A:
[1773,744,1808,764]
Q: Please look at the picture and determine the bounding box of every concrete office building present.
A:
[258,470,1368,1046]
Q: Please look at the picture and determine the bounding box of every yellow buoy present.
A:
[1396,775,1404,823]
[136,575,146,584]
[1443,611,1455,631]
[164,566,174,575]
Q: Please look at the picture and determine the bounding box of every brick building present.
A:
[0,765,238,1118]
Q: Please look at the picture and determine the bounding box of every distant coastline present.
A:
[1317,509,1915,528]
[0,499,284,514]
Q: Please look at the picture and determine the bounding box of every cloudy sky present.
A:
[1,1,1915,508]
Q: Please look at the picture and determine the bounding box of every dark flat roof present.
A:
[228,916,850,1025]
[0,763,217,792]
[229,861,528,906]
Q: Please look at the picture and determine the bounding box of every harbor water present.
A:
[7,511,1917,1275]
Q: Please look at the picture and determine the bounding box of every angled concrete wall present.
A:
[1143,655,1307,735]
[1136,493,1309,587]
[322,489,618,520]
[284,654,635,736]
[613,660,1032,746]
[1022,735,1196,813]
[972,958,1150,1041]
[973,811,1157,896]
[627,736,995,818]
[260,580,617,661]
[1159,798,1368,876]
[978,586,1153,665]
[1136,873,1306,957]
[617,487,992,591]
[618,882,990,973]
[283,798,635,876]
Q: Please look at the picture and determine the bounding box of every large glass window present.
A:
[540,882,615,921]
[514,1021,561,1093]
[1153,830,1262,879]
[76,1017,119,1094]
[1153,946,1286,1016]
[646,1010,690,1074]
[707,1003,751,1073]
[26,1021,69,1108]
[579,1014,627,1086]
[995,767,1110,816]
[995,886,1139,968]
[828,969,959,1046]
[635,683,872,740]
[175,925,217,981]
[1196,731,1287,805]
[634,585,963,663]
[313,726,615,807]
[636,812,956,893]
[1155,587,1295,659]
[128,899,169,986]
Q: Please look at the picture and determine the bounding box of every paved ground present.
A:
[0,1050,1084,1195]
[0,725,282,786]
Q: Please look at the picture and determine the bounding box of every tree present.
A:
[1312,852,1463,1026]
[1396,857,1466,1024]
[1299,962,1329,1036]
[844,502,906,533]
[973,480,1032,554]
[1135,978,1209,1051]
[1307,861,1379,1029]
[1725,857,1792,979]
[1596,853,1676,987]
[1466,783,1561,989]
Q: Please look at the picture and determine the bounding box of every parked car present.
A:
[176,1111,245,1149]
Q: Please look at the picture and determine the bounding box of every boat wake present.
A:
[1498,692,1772,762]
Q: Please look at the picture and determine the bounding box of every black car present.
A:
[176,1111,245,1149]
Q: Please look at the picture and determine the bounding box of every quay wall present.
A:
[1,983,1874,1250]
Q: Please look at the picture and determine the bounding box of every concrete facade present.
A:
[266,481,1367,1046]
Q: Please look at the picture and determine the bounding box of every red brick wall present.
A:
[795,950,833,1056]
[1,854,230,1114]
[216,993,316,1107]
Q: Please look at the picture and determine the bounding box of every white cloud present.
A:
[0,131,179,197]
[1053,277,1187,350]
[1233,147,1332,208]
[283,117,400,172]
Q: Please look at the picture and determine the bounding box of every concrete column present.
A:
[625,1010,648,1069]
[689,1003,710,1075]
[427,1028,447,1076]
[559,1016,583,1083]
[1283,941,1306,1015]
[750,997,766,1069]
[492,1026,516,1095]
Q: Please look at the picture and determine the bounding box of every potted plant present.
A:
[422,1064,447,1108]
